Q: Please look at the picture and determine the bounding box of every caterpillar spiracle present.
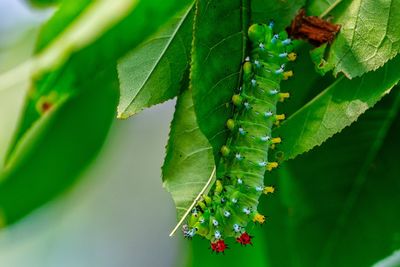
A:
[184,22,296,253]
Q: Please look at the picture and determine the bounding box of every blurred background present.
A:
[0,1,187,266]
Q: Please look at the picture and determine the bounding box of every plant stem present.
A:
[319,0,343,18]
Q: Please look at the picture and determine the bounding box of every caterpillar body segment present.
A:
[184,22,295,253]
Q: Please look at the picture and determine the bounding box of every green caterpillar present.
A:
[184,22,296,253]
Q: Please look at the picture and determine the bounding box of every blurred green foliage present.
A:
[260,89,400,267]
[1,0,192,226]
[0,68,119,225]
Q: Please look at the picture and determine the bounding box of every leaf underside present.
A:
[162,89,214,221]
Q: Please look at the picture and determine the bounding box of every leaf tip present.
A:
[116,111,130,120]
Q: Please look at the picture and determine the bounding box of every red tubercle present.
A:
[236,232,253,246]
[210,240,228,254]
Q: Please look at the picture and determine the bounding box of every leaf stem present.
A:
[169,166,216,237]
[0,60,33,93]
[319,0,342,18]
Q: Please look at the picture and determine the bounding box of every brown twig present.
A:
[287,9,341,46]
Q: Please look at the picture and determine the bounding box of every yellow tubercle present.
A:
[215,180,223,195]
[271,137,281,144]
[253,213,266,224]
[279,92,290,102]
[226,119,235,131]
[283,70,293,80]
[263,186,275,194]
[203,195,212,205]
[232,94,242,106]
[288,52,297,61]
[266,162,278,171]
[197,200,206,210]
[193,222,209,236]
[243,61,252,75]
[275,114,285,121]
[220,145,230,157]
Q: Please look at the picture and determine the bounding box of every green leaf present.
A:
[261,90,400,267]
[280,41,336,117]
[310,43,335,76]
[306,0,338,16]
[34,0,92,52]
[251,0,306,30]
[162,89,214,221]
[190,0,249,162]
[6,0,193,161]
[117,3,194,119]
[274,55,400,161]
[0,68,119,227]
[326,0,400,78]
